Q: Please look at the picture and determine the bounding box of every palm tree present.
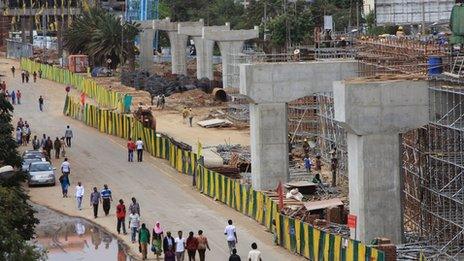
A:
[63,7,140,69]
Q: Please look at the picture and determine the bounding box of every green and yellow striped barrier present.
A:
[20,59,129,112]
[63,96,385,261]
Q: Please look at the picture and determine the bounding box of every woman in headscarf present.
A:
[152,221,164,259]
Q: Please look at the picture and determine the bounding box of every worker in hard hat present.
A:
[396,26,405,37]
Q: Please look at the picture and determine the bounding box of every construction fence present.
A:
[64,95,385,261]
[20,59,131,112]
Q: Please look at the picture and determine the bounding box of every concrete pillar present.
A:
[139,29,155,70]
[333,79,429,244]
[204,27,259,88]
[250,103,289,190]
[167,31,188,75]
[192,36,214,79]
[178,23,229,79]
[239,61,358,190]
[217,40,245,87]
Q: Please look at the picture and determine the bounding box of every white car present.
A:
[27,161,56,186]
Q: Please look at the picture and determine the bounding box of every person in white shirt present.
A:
[136,137,144,162]
[75,182,84,210]
[174,230,186,261]
[224,219,238,254]
[61,157,71,176]
[128,210,140,243]
[247,242,262,261]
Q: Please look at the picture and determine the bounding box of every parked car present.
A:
[22,153,45,172]
[27,161,56,186]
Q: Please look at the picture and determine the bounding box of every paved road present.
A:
[0,59,302,260]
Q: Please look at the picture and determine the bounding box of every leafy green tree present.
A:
[63,7,140,69]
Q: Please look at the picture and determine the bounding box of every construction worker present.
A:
[396,26,405,37]
[188,108,194,127]
[182,107,188,124]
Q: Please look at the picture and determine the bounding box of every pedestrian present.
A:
[38,69,42,78]
[128,209,140,243]
[10,90,16,104]
[136,137,143,162]
[101,184,113,216]
[25,71,29,83]
[32,135,40,150]
[312,173,323,184]
[163,231,176,261]
[15,127,22,145]
[44,136,53,159]
[224,220,238,254]
[175,230,186,261]
[139,223,150,260]
[187,108,194,127]
[196,230,210,261]
[229,249,241,261]
[54,137,62,159]
[4,90,10,102]
[182,107,188,124]
[247,242,262,261]
[127,138,136,162]
[1,81,6,92]
[75,182,84,210]
[21,71,25,83]
[24,122,30,143]
[152,221,164,259]
[116,199,127,235]
[304,155,312,174]
[65,125,73,147]
[160,94,165,109]
[60,137,66,157]
[61,158,71,184]
[90,187,101,218]
[33,71,37,82]
[38,96,44,111]
[186,231,198,261]
[21,125,28,146]
[11,66,15,77]
[17,118,24,128]
[16,90,21,104]
[314,154,323,171]
[59,173,70,197]
[129,197,140,215]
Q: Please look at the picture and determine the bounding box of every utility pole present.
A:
[283,0,290,51]
[356,0,359,29]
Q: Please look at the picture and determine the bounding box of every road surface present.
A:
[0,58,303,260]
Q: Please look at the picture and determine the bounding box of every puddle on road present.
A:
[32,204,135,261]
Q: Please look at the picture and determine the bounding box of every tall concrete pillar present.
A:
[240,61,358,190]
[178,23,230,79]
[204,27,259,88]
[167,31,188,75]
[139,29,155,70]
[250,103,289,189]
[333,80,429,244]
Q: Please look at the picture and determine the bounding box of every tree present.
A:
[0,93,43,260]
[63,7,140,69]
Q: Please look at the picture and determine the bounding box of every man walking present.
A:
[32,135,40,150]
[10,90,16,105]
[128,209,140,243]
[138,223,150,260]
[101,184,112,216]
[224,220,238,254]
[21,71,25,83]
[175,230,186,261]
[116,199,127,235]
[11,66,15,77]
[38,96,44,111]
[44,136,53,159]
[16,90,21,104]
[247,243,262,261]
[33,71,37,82]
[129,197,140,215]
[90,187,101,218]
[136,138,144,162]
[127,138,136,162]
[75,182,84,210]
[65,125,73,147]
[61,158,71,183]
[54,137,62,159]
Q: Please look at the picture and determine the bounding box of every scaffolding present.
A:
[288,96,319,142]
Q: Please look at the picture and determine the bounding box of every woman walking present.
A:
[186,231,198,261]
[151,221,164,259]
[59,174,70,197]
[196,230,210,261]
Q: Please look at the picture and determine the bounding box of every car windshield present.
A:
[29,163,52,172]
[24,154,41,159]
[23,158,41,164]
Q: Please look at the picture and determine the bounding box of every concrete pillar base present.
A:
[250,103,289,190]
[167,32,188,75]
[193,36,214,80]
[347,133,403,243]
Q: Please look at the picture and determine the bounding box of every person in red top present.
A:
[16,90,21,104]
[127,138,136,162]
[186,231,199,261]
[116,199,127,235]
